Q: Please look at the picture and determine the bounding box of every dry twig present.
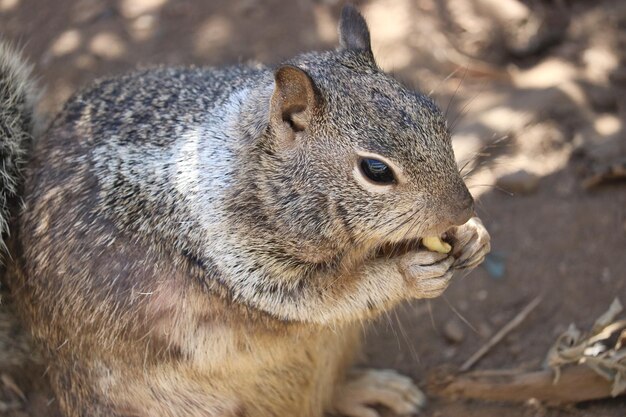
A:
[432,363,614,404]
[460,295,543,371]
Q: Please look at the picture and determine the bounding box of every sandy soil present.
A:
[0,0,625,416]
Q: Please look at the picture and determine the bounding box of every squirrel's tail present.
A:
[0,41,39,249]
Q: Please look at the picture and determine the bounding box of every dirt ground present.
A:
[1,0,625,416]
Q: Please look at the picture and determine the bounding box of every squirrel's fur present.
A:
[0,5,489,417]
[0,41,38,249]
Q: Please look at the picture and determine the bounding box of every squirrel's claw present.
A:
[450,217,491,270]
[332,368,426,417]
[399,251,455,298]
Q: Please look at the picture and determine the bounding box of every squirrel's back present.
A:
[35,64,274,258]
[58,65,267,138]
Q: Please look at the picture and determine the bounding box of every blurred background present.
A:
[0,0,625,416]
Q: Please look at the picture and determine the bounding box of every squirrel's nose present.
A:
[450,186,474,226]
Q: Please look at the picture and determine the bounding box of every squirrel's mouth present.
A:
[374,232,456,259]
[374,238,422,259]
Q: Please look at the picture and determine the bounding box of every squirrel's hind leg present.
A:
[330,368,426,417]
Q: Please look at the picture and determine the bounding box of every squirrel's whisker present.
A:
[448,80,487,134]
[444,65,468,120]
[443,295,479,335]
[394,308,421,365]
[428,67,462,97]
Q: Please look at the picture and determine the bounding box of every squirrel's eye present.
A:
[359,158,396,184]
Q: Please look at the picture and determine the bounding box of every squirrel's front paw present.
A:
[398,250,455,299]
[331,369,426,417]
[449,216,491,270]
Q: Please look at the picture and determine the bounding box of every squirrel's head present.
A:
[254,5,473,262]
[213,5,476,324]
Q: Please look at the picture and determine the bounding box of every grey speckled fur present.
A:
[1,5,483,417]
[0,41,38,250]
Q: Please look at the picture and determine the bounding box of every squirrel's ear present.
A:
[270,65,318,134]
[338,4,372,53]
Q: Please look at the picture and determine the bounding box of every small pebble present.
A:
[443,346,457,359]
[478,322,493,338]
[443,319,465,344]
[484,252,506,279]
[475,289,488,301]
[495,169,540,194]
[490,312,508,326]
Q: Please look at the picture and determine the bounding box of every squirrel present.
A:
[0,5,490,417]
